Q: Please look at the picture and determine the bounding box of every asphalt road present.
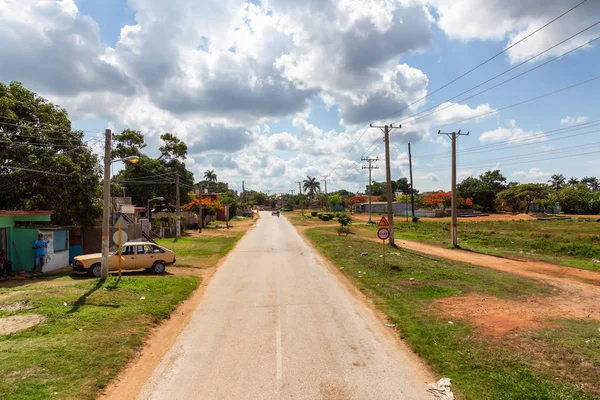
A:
[137,212,433,400]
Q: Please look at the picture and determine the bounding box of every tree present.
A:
[112,129,146,160]
[567,177,580,187]
[204,170,217,183]
[548,174,566,191]
[0,82,102,226]
[423,191,452,212]
[347,196,366,214]
[496,184,550,214]
[556,184,594,214]
[328,194,344,208]
[458,170,507,211]
[303,176,320,202]
[582,176,600,192]
[367,181,396,196]
[396,177,410,194]
[159,133,188,160]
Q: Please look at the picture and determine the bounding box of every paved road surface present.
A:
[137,212,433,399]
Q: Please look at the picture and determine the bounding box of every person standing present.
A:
[0,250,12,280]
[192,213,199,232]
[32,233,48,273]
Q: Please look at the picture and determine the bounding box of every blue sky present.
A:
[2,0,599,193]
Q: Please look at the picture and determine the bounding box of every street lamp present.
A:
[147,196,165,221]
[101,129,140,280]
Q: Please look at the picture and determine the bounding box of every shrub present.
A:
[311,211,318,217]
[337,226,352,236]
[321,215,331,221]
[338,214,352,226]
[412,216,420,223]
[327,213,335,219]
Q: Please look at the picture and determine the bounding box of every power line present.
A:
[374,0,590,123]
[2,166,72,177]
[394,29,600,128]
[324,0,590,175]
[0,118,100,137]
[434,74,600,130]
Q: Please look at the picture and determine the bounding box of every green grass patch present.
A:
[156,232,244,268]
[0,275,200,400]
[306,227,599,399]
[355,219,600,271]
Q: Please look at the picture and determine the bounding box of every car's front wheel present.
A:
[88,263,101,277]
[151,261,166,274]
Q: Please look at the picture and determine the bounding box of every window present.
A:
[120,246,134,255]
[150,245,165,254]
[53,230,67,252]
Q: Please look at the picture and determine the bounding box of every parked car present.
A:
[272,208,280,216]
[72,242,176,277]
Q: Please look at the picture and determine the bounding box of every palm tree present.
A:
[204,170,217,183]
[302,176,320,203]
[567,177,580,187]
[582,176,600,192]
[548,174,566,191]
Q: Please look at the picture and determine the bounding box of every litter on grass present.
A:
[140,296,146,300]
[427,378,454,400]
[385,323,396,327]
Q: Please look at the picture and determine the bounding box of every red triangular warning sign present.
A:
[378,216,389,226]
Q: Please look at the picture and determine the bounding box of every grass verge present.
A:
[0,275,200,400]
[306,227,600,399]
[353,219,600,271]
[156,232,245,268]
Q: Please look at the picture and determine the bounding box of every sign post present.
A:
[377,215,391,263]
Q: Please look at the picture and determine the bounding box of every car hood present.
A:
[74,253,103,261]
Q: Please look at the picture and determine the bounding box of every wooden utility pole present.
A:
[408,143,415,218]
[370,124,400,246]
[101,129,111,279]
[438,130,469,247]
[175,171,181,238]
[361,157,379,223]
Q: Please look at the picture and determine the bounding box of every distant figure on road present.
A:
[32,233,48,273]
[193,213,199,231]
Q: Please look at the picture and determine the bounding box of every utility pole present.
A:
[408,143,415,219]
[438,130,469,247]
[101,129,111,279]
[370,124,400,246]
[321,175,328,195]
[175,171,181,238]
[361,157,379,223]
[296,181,302,195]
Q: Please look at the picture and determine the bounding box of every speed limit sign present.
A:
[377,227,390,241]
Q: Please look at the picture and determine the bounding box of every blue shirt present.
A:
[33,240,48,256]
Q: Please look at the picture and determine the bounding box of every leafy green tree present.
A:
[582,176,600,192]
[0,82,102,226]
[159,133,188,160]
[368,181,396,196]
[548,174,566,191]
[496,184,550,214]
[204,170,217,182]
[556,184,594,214]
[112,129,146,160]
[396,177,410,194]
[328,194,344,208]
[457,170,507,211]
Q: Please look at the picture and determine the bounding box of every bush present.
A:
[321,215,331,221]
[327,213,335,219]
[338,214,352,226]
[337,226,352,236]
[412,216,420,223]
[311,211,318,217]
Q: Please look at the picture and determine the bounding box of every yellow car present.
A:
[72,242,176,277]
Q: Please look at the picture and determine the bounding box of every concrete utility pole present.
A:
[408,143,415,218]
[175,171,181,238]
[370,124,400,246]
[321,175,329,195]
[361,157,379,223]
[296,181,302,195]
[101,129,111,279]
[438,130,469,247]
